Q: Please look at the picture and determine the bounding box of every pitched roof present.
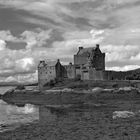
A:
[38,59,61,68]
[77,46,97,56]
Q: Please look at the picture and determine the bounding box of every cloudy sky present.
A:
[0,0,140,83]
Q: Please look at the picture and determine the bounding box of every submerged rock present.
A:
[113,87,139,94]
[62,88,73,92]
[118,87,135,92]
[113,111,135,119]
[91,87,104,93]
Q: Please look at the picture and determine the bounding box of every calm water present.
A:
[0,87,39,132]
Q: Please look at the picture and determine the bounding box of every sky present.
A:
[0,0,140,83]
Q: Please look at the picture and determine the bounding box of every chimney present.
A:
[69,62,72,65]
[96,44,99,48]
[38,60,46,68]
[79,46,83,50]
[40,60,45,64]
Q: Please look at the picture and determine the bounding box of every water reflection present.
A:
[0,100,39,132]
[38,104,108,124]
[37,104,116,140]
[6,104,37,114]
[0,99,113,136]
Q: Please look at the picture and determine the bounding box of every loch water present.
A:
[0,87,39,132]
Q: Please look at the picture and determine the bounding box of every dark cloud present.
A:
[60,13,93,30]
[0,7,38,35]
[62,0,104,12]
[6,41,26,50]
[0,6,59,35]
[45,29,65,47]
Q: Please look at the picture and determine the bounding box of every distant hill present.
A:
[124,68,140,80]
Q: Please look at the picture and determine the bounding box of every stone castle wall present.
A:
[81,69,104,80]
[93,53,105,70]
[89,69,104,80]
[38,65,56,90]
[74,55,88,65]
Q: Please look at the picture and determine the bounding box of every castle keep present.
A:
[74,44,105,70]
[74,44,105,80]
[38,44,106,90]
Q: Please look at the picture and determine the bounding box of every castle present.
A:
[38,44,132,91]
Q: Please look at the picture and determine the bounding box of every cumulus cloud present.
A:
[15,58,35,72]
[90,29,104,43]
[0,49,46,75]
[0,39,6,50]
[0,30,18,42]
[102,45,140,61]
[5,71,38,83]
[17,71,38,83]
[20,29,52,50]
[101,44,140,71]
[0,28,54,81]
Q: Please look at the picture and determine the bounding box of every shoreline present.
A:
[2,85,140,106]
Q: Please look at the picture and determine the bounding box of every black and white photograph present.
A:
[0,0,140,139]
